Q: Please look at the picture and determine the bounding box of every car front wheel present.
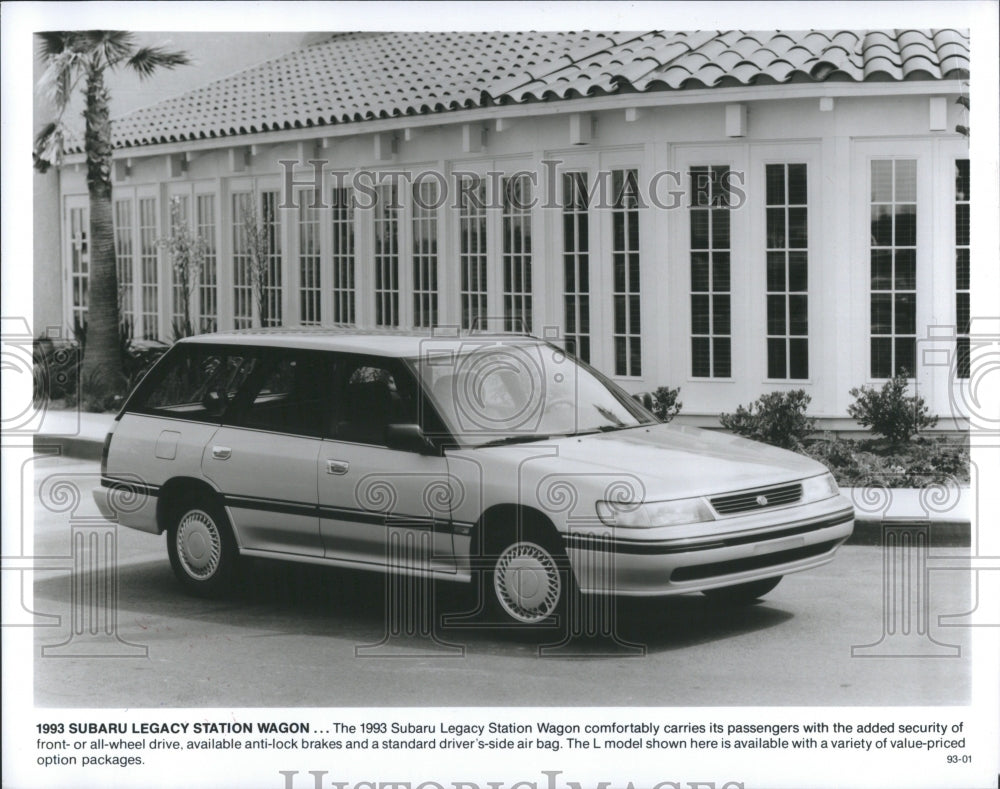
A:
[701,576,782,605]
[167,499,238,597]
[491,539,565,625]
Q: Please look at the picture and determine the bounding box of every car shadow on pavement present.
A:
[33,556,794,657]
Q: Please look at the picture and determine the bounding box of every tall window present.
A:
[955,159,970,379]
[502,175,532,333]
[563,172,591,362]
[298,198,321,325]
[113,200,134,331]
[69,206,89,330]
[331,187,355,325]
[196,194,218,333]
[373,184,399,327]
[412,180,439,328]
[690,166,730,378]
[139,197,159,340]
[765,164,809,379]
[232,192,253,329]
[459,176,487,331]
[170,195,190,332]
[260,191,281,327]
[612,169,641,376]
[870,159,917,378]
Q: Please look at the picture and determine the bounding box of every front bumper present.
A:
[565,494,854,596]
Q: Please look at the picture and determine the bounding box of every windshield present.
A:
[407,340,657,447]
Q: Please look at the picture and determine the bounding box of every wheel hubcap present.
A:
[494,542,561,623]
[176,510,222,580]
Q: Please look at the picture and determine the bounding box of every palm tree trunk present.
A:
[80,63,124,394]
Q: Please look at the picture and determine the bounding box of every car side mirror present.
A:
[386,423,437,455]
[632,392,654,411]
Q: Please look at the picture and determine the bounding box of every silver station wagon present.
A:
[95,330,854,626]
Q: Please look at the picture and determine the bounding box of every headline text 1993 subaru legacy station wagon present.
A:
[94,329,854,625]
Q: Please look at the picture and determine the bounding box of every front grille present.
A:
[670,539,840,582]
[710,482,803,515]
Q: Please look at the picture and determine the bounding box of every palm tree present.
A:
[34,32,189,398]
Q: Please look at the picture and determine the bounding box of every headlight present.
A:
[595,496,714,528]
[800,472,839,503]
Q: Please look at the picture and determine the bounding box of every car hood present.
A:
[468,422,828,502]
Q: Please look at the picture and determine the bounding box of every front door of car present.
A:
[318,355,457,574]
[202,349,327,557]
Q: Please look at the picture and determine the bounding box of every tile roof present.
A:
[86,29,969,152]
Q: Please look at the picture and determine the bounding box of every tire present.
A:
[701,576,782,605]
[166,497,238,597]
[488,531,571,626]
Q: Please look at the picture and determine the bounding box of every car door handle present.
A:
[326,459,350,475]
[212,446,232,460]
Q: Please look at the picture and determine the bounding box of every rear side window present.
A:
[130,344,257,421]
[228,350,334,437]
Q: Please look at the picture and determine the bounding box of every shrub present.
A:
[33,331,168,412]
[802,434,969,488]
[651,386,682,422]
[847,371,938,444]
[33,336,82,403]
[719,389,815,450]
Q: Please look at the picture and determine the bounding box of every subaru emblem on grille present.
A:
[756,494,769,506]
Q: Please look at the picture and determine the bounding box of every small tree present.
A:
[158,197,208,339]
[651,386,682,423]
[848,371,938,444]
[720,390,815,450]
[238,194,275,328]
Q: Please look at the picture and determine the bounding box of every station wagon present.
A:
[94,329,854,625]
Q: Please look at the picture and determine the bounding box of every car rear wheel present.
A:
[167,498,238,597]
[701,576,782,605]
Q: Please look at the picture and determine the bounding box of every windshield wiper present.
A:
[476,434,552,448]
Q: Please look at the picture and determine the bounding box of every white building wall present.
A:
[54,90,970,426]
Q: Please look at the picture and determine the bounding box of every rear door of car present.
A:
[317,353,457,574]
[110,342,255,499]
[201,347,327,557]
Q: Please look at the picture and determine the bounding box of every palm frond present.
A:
[36,32,70,59]
[126,45,190,79]
[33,121,66,173]
[35,50,86,110]
[83,30,136,68]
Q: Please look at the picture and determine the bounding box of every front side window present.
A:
[870,159,917,378]
[335,359,418,446]
[690,166,731,378]
[132,344,256,422]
